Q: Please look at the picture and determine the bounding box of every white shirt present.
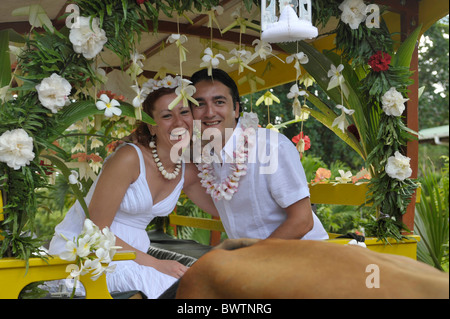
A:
[210,120,329,240]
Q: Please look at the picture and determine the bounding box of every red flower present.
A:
[347,124,360,142]
[292,132,311,151]
[368,51,391,72]
[136,0,147,4]
[97,90,125,102]
[39,160,54,175]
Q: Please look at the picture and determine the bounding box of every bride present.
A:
[48,76,218,298]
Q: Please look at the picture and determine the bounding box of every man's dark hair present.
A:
[190,68,241,115]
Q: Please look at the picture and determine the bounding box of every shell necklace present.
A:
[197,112,259,200]
[149,141,181,180]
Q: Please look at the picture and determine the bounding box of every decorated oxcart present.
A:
[0,0,448,298]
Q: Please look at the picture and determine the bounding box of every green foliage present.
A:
[173,192,213,245]
[17,26,99,87]
[243,82,365,172]
[300,154,326,182]
[0,30,12,87]
[418,16,449,129]
[0,165,49,263]
[310,0,341,28]
[276,16,422,241]
[316,204,368,235]
[415,156,449,270]
[335,14,394,67]
[0,1,157,261]
[19,281,50,299]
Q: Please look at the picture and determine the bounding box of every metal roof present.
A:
[419,125,449,145]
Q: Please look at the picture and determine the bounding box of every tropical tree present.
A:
[418,16,449,129]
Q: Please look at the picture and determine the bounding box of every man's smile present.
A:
[203,120,221,126]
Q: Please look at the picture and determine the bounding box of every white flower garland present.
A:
[197,112,258,201]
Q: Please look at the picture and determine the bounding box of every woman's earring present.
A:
[149,135,156,148]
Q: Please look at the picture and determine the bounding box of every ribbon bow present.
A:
[256,91,280,106]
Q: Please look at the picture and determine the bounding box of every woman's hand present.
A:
[153,259,189,279]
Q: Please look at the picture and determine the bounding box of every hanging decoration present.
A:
[221,5,261,35]
[167,15,198,110]
[261,0,318,43]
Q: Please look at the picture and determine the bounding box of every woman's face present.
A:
[148,93,193,151]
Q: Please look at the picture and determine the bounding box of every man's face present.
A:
[192,80,239,148]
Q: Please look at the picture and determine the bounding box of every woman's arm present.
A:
[88,145,187,278]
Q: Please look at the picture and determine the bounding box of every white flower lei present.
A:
[197,112,258,201]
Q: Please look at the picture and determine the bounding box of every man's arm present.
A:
[268,197,314,239]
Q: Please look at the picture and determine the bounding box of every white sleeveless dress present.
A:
[48,143,183,298]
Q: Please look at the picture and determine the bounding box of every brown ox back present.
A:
[176,239,449,299]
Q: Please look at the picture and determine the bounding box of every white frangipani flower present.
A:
[59,218,121,282]
[0,128,35,170]
[167,33,187,44]
[251,39,272,60]
[286,52,309,79]
[160,75,179,89]
[335,170,353,184]
[167,34,188,62]
[60,240,78,261]
[249,39,285,64]
[76,236,92,258]
[287,84,309,119]
[287,83,308,99]
[168,79,199,109]
[95,94,122,117]
[127,51,145,80]
[332,104,354,133]
[69,16,107,59]
[83,259,103,279]
[35,73,72,113]
[227,48,255,74]
[327,64,349,98]
[200,47,225,75]
[131,84,149,108]
[336,103,355,115]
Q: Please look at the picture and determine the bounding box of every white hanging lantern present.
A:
[261,0,318,43]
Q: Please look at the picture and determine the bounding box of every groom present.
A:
[184,68,328,240]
